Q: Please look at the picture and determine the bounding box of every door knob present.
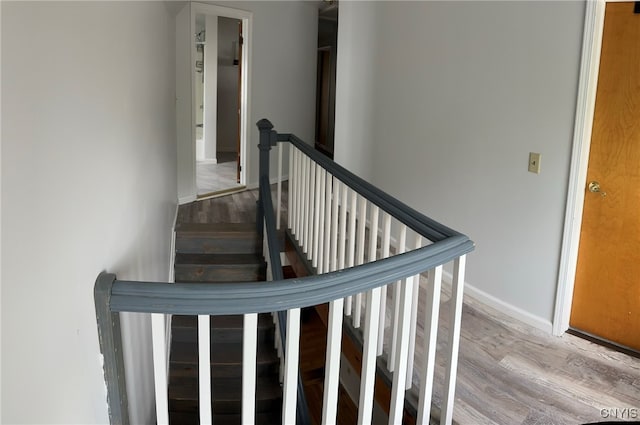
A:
[588,181,607,198]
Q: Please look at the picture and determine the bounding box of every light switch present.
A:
[528,152,541,174]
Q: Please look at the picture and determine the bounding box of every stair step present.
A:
[175,253,265,266]
[169,410,282,425]
[168,376,282,414]
[169,341,279,378]
[175,223,261,254]
[282,265,297,279]
[174,254,266,282]
[171,314,275,344]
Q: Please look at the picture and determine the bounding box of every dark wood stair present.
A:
[169,222,282,424]
[174,253,267,283]
[175,222,262,254]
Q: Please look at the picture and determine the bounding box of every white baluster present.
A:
[295,149,302,240]
[416,264,442,424]
[321,297,344,425]
[242,313,258,424]
[308,161,317,260]
[315,167,325,271]
[151,313,169,425]
[368,206,379,264]
[377,213,391,355]
[276,143,283,230]
[388,225,407,372]
[198,314,212,424]
[441,255,466,425]
[338,181,348,272]
[301,155,309,252]
[345,189,358,316]
[406,235,423,389]
[282,308,302,425]
[354,195,367,328]
[387,272,414,425]
[323,171,333,273]
[288,144,294,230]
[357,286,382,425]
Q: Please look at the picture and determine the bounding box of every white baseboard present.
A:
[440,270,553,334]
[359,204,554,334]
[247,175,289,190]
[178,194,197,205]
[197,158,218,165]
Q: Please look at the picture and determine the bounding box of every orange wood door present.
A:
[570,2,640,351]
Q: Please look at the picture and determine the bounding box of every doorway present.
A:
[555,1,639,352]
[570,1,639,352]
[194,12,244,198]
[314,3,338,159]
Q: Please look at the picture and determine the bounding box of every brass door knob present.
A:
[588,181,607,198]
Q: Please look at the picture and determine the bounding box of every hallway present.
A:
[196,152,243,197]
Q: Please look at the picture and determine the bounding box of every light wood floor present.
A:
[178,188,640,425]
[425,285,640,425]
[196,153,243,197]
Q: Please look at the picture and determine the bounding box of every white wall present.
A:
[177,3,194,202]
[176,1,317,200]
[1,2,177,423]
[335,1,585,329]
[241,0,317,186]
[333,1,379,181]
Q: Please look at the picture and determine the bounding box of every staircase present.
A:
[94,121,473,425]
[169,222,283,424]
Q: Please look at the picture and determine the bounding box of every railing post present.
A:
[256,119,275,237]
[94,272,129,425]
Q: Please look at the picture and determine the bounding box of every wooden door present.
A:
[570,2,640,351]
[236,21,243,183]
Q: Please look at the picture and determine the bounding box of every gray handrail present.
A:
[95,120,474,425]
[277,132,459,242]
[257,126,310,425]
[107,235,472,314]
[259,176,311,425]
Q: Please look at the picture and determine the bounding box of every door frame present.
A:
[553,0,629,336]
[191,2,252,190]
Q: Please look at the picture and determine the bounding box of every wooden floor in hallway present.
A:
[178,187,640,425]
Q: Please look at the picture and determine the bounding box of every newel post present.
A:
[94,272,129,425]
[256,119,276,236]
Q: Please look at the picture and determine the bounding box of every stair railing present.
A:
[94,119,473,425]
[256,119,311,425]
[256,119,474,425]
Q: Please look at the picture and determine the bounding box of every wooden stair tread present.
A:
[169,411,281,425]
[171,314,275,345]
[175,222,257,234]
[170,341,278,365]
[172,314,273,330]
[175,253,265,266]
[170,219,283,420]
[169,376,282,402]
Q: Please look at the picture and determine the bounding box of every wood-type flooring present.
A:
[177,186,640,425]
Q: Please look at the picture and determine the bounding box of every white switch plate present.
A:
[528,152,541,174]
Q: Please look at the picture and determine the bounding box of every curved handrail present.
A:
[95,120,475,425]
[277,132,461,242]
[259,175,311,425]
[106,234,473,315]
